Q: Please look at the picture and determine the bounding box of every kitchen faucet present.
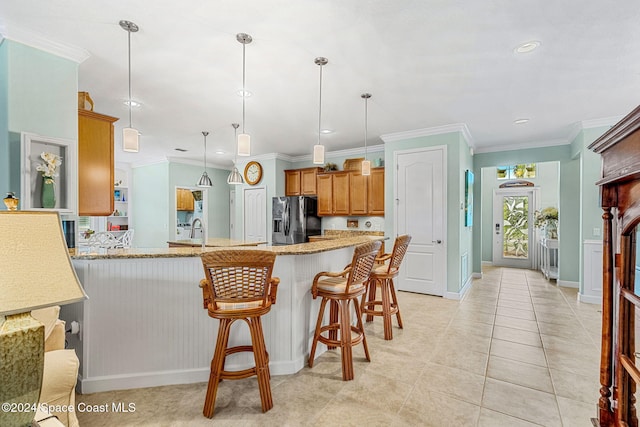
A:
[190,218,206,250]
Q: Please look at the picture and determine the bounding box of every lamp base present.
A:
[0,313,44,427]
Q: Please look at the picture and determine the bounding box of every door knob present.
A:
[432,240,442,244]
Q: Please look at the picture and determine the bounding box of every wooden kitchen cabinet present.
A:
[367,168,385,215]
[317,171,350,216]
[285,167,322,196]
[78,109,118,216]
[176,188,194,211]
[318,168,384,216]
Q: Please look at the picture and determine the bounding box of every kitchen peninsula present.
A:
[63,236,383,393]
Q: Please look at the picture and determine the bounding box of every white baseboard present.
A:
[578,293,601,305]
[557,280,579,289]
[472,272,482,279]
[78,358,304,394]
[445,275,473,300]
[481,261,493,266]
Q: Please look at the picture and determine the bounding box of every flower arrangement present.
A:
[534,207,558,230]
[35,152,62,182]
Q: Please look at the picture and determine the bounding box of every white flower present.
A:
[35,152,62,179]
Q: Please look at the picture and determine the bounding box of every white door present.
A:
[492,188,537,268]
[244,187,267,242]
[395,146,446,296]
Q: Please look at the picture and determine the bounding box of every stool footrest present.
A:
[317,324,364,348]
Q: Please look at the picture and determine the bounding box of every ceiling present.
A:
[2,1,640,168]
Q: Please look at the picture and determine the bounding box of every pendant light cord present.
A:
[318,64,323,145]
[127,28,133,128]
[203,132,208,171]
[364,96,368,161]
[242,42,246,134]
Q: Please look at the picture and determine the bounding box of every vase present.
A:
[42,176,56,208]
[545,221,558,239]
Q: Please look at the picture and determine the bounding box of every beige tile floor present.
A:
[76,266,602,426]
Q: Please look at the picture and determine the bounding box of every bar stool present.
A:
[362,235,411,340]
[199,249,280,418]
[308,240,382,381]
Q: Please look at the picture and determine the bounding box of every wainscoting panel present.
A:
[581,240,603,304]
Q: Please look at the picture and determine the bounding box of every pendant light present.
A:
[313,57,328,164]
[227,123,244,185]
[120,20,140,153]
[197,131,213,187]
[237,33,252,156]
[361,93,372,176]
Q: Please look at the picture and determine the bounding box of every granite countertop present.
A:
[70,235,384,260]
[167,238,266,247]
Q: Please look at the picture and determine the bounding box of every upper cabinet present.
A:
[176,188,195,211]
[285,167,323,196]
[78,109,118,216]
[317,168,384,216]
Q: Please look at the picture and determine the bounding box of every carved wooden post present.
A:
[599,207,613,426]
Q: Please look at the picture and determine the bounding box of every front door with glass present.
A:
[492,188,538,269]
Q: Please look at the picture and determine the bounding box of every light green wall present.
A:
[132,162,170,247]
[168,163,230,240]
[480,161,560,262]
[559,157,581,282]
[133,162,231,247]
[459,136,474,289]
[383,131,471,293]
[0,40,78,200]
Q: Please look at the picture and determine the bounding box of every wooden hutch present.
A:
[589,105,640,426]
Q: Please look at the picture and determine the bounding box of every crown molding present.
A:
[380,123,472,144]
[474,138,569,154]
[566,115,625,145]
[289,144,384,163]
[1,23,90,63]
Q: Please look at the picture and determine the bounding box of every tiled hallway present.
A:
[77,266,601,426]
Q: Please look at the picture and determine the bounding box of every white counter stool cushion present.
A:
[308,240,382,381]
[199,249,280,418]
[362,235,411,340]
[41,350,80,427]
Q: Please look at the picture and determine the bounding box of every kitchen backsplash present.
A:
[321,216,384,233]
[324,229,384,237]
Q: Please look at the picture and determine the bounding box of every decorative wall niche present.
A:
[21,132,77,214]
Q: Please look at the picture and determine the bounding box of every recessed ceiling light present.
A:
[174,148,188,152]
[214,150,225,155]
[514,41,541,54]
[514,118,530,124]
[123,100,141,107]
[236,90,252,97]
[320,129,333,134]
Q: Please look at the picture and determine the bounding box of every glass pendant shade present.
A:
[237,133,251,156]
[198,171,213,187]
[122,127,139,152]
[227,167,244,185]
[313,144,325,164]
[361,159,371,176]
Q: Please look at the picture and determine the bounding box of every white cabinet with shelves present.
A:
[108,187,129,233]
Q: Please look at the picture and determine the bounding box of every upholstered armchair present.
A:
[31,306,80,427]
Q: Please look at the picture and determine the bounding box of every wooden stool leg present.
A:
[353,297,370,362]
[309,297,328,368]
[203,318,233,418]
[338,299,354,381]
[381,278,393,340]
[248,316,273,413]
[364,279,376,322]
[328,300,339,349]
[389,278,403,329]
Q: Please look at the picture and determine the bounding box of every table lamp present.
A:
[0,211,87,427]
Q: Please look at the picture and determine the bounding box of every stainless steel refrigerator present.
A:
[272,196,321,245]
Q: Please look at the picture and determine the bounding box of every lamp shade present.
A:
[313,144,325,164]
[361,160,371,176]
[237,133,251,156]
[197,171,213,188]
[227,167,244,185]
[122,127,139,153]
[0,211,86,315]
